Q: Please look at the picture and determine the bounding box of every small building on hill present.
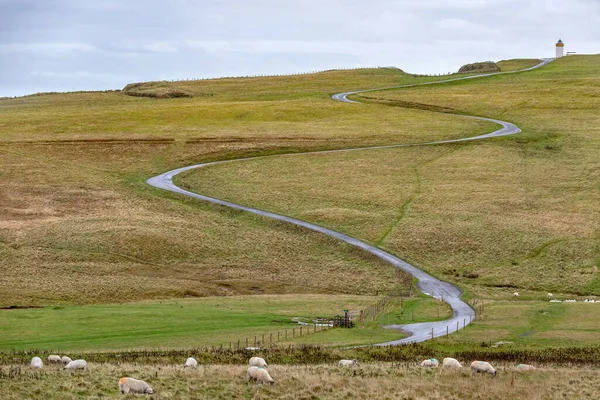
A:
[556,39,565,58]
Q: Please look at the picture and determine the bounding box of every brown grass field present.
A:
[1,361,599,399]
[178,55,600,301]
[0,67,498,306]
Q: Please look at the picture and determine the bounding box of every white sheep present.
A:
[420,358,439,367]
[247,366,274,385]
[118,377,153,394]
[184,357,198,369]
[248,357,267,368]
[547,293,553,300]
[338,359,360,367]
[64,359,87,370]
[513,292,519,298]
[517,364,536,372]
[47,355,61,364]
[30,357,43,369]
[61,356,72,364]
[470,361,496,377]
[442,357,462,368]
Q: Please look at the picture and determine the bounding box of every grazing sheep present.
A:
[420,358,439,368]
[47,355,61,364]
[442,358,463,368]
[247,366,274,385]
[248,357,268,368]
[338,359,360,367]
[517,364,536,372]
[513,292,519,298]
[565,299,577,303]
[471,361,496,377]
[118,377,153,394]
[184,357,198,369]
[547,293,553,300]
[30,357,43,369]
[64,359,87,370]
[61,356,72,364]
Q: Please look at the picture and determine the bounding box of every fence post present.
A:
[446,326,449,337]
[300,326,303,336]
[246,338,248,347]
[293,328,295,338]
[278,332,280,342]
[285,330,288,340]
[457,321,459,332]
[254,336,257,346]
[464,319,466,329]
[269,333,272,345]
[262,334,265,345]
[431,328,434,339]
[237,340,240,349]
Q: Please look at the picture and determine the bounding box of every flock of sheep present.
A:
[28,354,274,394]
[339,357,535,377]
[417,357,536,376]
[513,292,598,303]
[29,353,534,394]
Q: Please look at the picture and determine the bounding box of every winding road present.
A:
[148,58,553,345]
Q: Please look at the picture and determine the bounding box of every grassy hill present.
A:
[1,57,598,354]
[177,56,600,302]
[0,67,500,307]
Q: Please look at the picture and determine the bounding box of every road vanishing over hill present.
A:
[148,58,553,346]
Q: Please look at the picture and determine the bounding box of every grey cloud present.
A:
[0,0,598,96]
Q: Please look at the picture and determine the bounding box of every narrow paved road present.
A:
[148,59,552,345]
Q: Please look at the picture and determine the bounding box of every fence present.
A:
[225,321,333,350]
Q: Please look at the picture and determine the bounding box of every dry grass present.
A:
[178,55,600,300]
[1,362,599,399]
[0,67,495,306]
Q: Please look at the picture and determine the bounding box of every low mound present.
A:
[123,82,195,98]
[458,61,501,73]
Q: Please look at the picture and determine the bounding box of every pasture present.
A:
[0,361,598,399]
[177,55,600,301]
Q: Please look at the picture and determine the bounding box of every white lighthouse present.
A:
[556,39,564,58]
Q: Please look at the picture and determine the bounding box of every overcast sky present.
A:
[1,0,599,96]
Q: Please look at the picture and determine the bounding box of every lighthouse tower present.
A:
[556,39,564,58]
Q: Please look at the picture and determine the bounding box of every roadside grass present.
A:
[497,58,542,72]
[1,362,599,399]
[436,300,600,350]
[178,55,600,300]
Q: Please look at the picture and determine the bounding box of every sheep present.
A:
[61,356,72,364]
[247,366,274,385]
[513,292,519,298]
[442,357,463,368]
[517,364,536,372]
[118,377,153,394]
[470,361,496,377]
[30,357,43,369]
[420,358,439,368]
[547,293,553,300]
[48,355,62,364]
[184,357,198,369]
[338,359,360,367]
[64,359,87,370]
[248,357,268,368]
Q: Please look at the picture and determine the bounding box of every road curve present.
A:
[147,59,552,345]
